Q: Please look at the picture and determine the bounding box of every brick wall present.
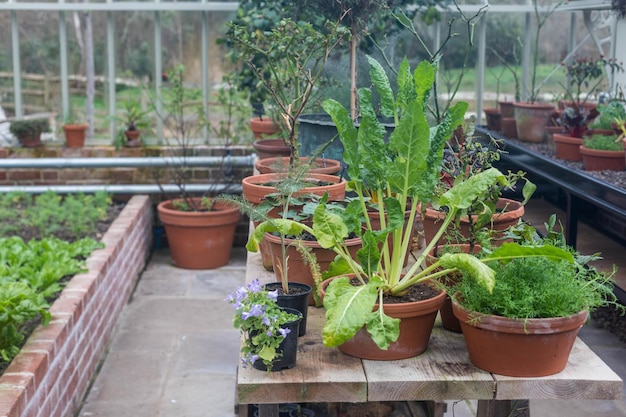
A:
[0,195,154,417]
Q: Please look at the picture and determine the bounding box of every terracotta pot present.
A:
[255,156,342,176]
[250,117,280,139]
[483,108,502,132]
[498,101,515,118]
[157,199,241,269]
[426,244,482,333]
[421,198,524,247]
[580,146,625,172]
[513,102,555,143]
[322,279,446,360]
[63,124,87,148]
[264,282,312,336]
[553,133,583,161]
[500,117,517,139]
[124,129,142,147]
[19,132,43,148]
[544,125,564,146]
[265,233,362,306]
[252,139,291,160]
[242,173,347,206]
[243,173,346,271]
[452,300,588,377]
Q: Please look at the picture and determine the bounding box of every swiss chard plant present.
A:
[247,56,574,351]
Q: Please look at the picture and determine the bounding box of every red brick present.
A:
[0,386,26,417]
[7,170,40,181]
[57,169,86,181]
[4,351,49,388]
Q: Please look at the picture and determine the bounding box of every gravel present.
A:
[502,136,626,189]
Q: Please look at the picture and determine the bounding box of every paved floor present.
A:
[76,197,626,417]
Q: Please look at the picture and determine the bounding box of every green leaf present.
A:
[356,231,384,277]
[246,219,306,252]
[367,55,395,118]
[365,308,400,350]
[322,256,354,279]
[357,88,388,189]
[439,252,496,294]
[486,242,575,264]
[440,168,507,210]
[323,99,359,179]
[521,179,537,204]
[312,203,348,249]
[322,277,381,347]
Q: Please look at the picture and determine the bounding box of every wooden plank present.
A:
[494,338,623,400]
[237,308,367,405]
[364,323,496,401]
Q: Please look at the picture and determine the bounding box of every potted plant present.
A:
[112,96,153,149]
[512,0,559,143]
[9,118,51,148]
[589,100,626,134]
[154,65,241,270]
[225,16,346,168]
[579,133,626,171]
[451,216,623,377]
[226,278,302,372]
[247,56,573,360]
[62,109,89,148]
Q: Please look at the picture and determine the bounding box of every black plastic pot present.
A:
[252,307,302,372]
[264,282,312,337]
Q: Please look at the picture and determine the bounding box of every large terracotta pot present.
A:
[243,173,347,271]
[157,199,241,269]
[426,244,482,333]
[422,198,524,247]
[242,173,347,206]
[332,282,446,360]
[255,156,342,176]
[513,102,555,143]
[452,299,588,377]
[580,146,625,171]
[265,233,362,306]
[553,133,583,161]
[250,117,280,139]
[63,124,88,148]
[252,139,291,160]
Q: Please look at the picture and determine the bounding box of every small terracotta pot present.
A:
[553,133,583,161]
[484,108,502,132]
[63,124,88,148]
[421,198,524,247]
[498,101,515,118]
[452,299,588,377]
[252,139,291,160]
[250,117,280,139]
[500,117,517,139]
[157,199,241,269]
[124,129,142,147]
[255,156,342,175]
[580,146,625,172]
[513,102,555,143]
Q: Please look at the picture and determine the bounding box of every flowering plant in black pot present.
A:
[227,279,302,371]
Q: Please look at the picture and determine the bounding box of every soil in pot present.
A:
[452,300,587,377]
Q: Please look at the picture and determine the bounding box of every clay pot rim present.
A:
[255,156,342,175]
[512,101,555,111]
[63,123,88,130]
[579,145,624,156]
[157,198,240,218]
[242,172,346,191]
[553,133,584,143]
[451,296,588,335]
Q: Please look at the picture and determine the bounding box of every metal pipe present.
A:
[0,183,242,195]
[0,155,256,169]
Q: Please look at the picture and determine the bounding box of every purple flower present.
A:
[247,279,262,293]
[241,304,264,320]
[266,290,278,301]
[279,327,291,338]
[261,316,271,326]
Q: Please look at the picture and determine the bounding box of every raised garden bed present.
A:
[0,195,153,417]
